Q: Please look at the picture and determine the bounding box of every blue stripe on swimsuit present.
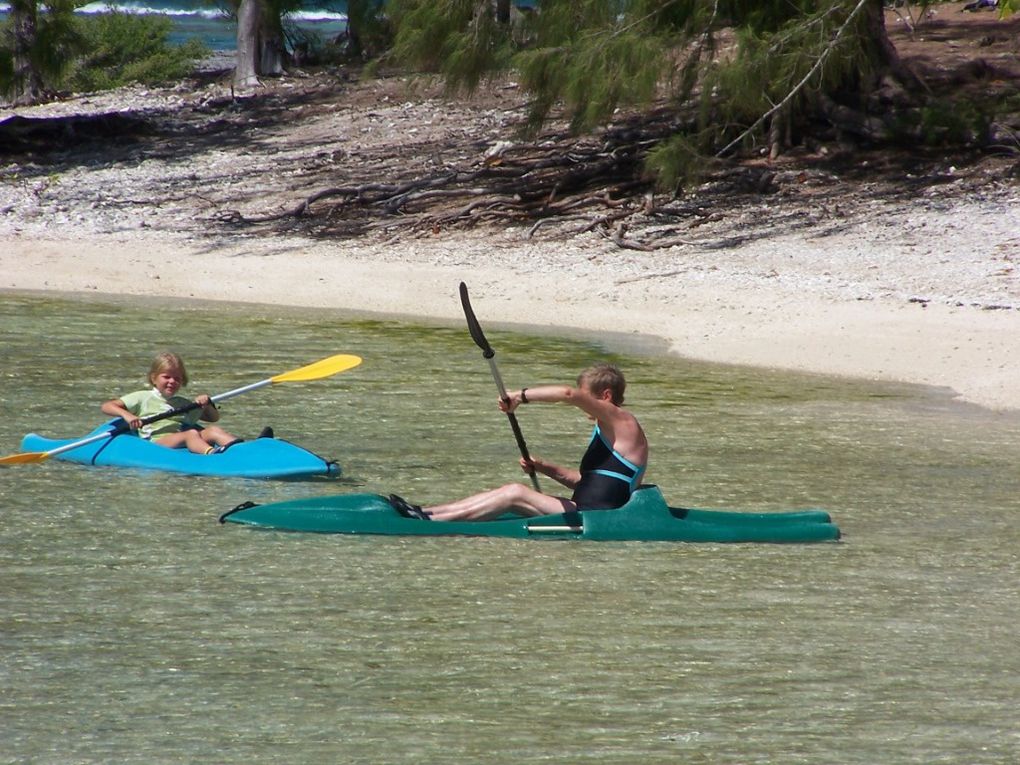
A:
[571,425,646,510]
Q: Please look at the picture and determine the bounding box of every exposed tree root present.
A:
[216,108,728,250]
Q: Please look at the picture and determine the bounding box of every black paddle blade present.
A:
[459,282,495,358]
[458,281,540,491]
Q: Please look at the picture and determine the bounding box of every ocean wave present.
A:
[77,2,225,18]
[0,2,346,22]
[288,10,347,21]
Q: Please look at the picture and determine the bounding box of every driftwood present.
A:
[217,108,730,250]
[217,123,795,251]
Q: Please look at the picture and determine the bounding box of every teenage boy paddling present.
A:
[388,363,648,521]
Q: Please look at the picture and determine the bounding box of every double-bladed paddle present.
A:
[459,282,540,491]
[0,353,363,465]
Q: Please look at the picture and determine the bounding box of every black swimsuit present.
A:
[571,425,646,510]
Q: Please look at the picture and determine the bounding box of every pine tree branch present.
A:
[715,0,871,158]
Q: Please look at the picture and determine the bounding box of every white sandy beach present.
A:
[3,212,1019,413]
[2,70,1019,412]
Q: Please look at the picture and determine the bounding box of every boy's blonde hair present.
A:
[148,351,189,387]
[577,363,626,405]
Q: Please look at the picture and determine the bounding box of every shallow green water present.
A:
[2,292,1018,764]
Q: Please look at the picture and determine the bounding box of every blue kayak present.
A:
[220,485,840,542]
[20,420,339,479]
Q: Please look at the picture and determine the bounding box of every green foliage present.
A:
[515,2,671,131]
[286,27,346,65]
[1,5,208,98]
[385,0,875,178]
[701,2,869,151]
[644,132,715,190]
[505,0,873,163]
[340,0,394,59]
[389,0,516,92]
[0,0,84,99]
[721,0,820,31]
[912,98,990,146]
[30,0,85,82]
[386,0,1001,188]
[69,11,209,91]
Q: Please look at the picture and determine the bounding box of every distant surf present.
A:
[0,1,348,51]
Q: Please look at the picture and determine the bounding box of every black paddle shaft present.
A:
[113,400,204,435]
[459,282,541,492]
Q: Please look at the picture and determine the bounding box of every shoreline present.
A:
[3,230,1019,413]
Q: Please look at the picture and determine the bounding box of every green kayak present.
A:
[219,485,840,543]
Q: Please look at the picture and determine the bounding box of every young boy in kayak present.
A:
[388,362,648,521]
[101,351,242,455]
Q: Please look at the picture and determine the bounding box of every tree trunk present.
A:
[258,9,286,77]
[345,0,366,59]
[863,0,899,70]
[234,0,288,89]
[234,0,263,90]
[494,0,511,25]
[345,0,386,59]
[10,0,44,105]
[861,0,925,92]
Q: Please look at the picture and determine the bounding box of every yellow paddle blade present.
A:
[270,354,362,383]
[0,451,49,465]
